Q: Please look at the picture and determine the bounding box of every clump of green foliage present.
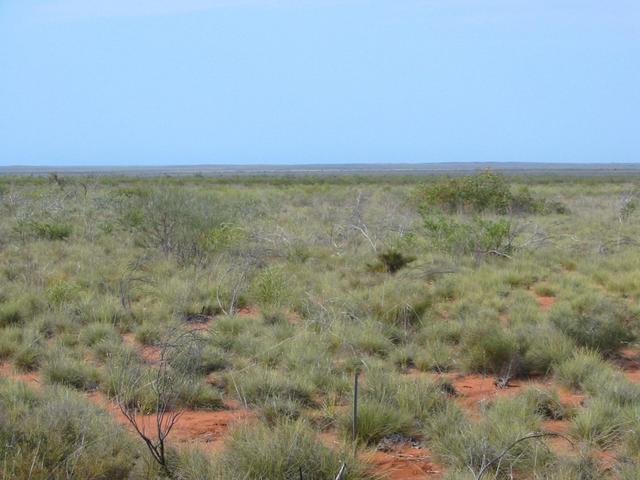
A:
[423,215,515,258]
[415,171,566,214]
[368,249,416,273]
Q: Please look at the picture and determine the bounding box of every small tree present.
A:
[114,329,204,474]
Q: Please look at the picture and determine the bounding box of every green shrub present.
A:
[32,221,72,240]
[423,215,515,258]
[134,321,163,345]
[368,249,415,274]
[461,321,522,374]
[416,172,512,214]
[234,368,314,407]
[523,324,575,374]
[554,350,611,391]
[0,302,23,327]
[550,295,635,354]
[341,400,414,445]
[0,380,135,479]
[414,340,455,372]
[43,355,102,391]
[415,172,564,215]
[519,388,568,420]
[251,266,290,308]
[177,381,224,410]
[14,343,43,371]
[78,322,120,346]
[219,420,364,480]
[570,399,625,448]
[46,280,79,306]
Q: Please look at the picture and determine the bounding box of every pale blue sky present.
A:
[1,1,639,166]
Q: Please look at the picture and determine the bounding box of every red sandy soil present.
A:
[319,431,445,480]
[122,332,162,364]
[236,305,259,317]
[535,295,556,310]
[541,420,574,455]
[187,320,212,332]
[364,445,444,480]
[0,362,41,388]
[614,347,640,382]
[88,392,254,451]
[444,373,584,418]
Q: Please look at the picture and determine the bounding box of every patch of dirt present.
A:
[449,374,525,414]
[87,392,255,451]
[186,319,212,331]
[236,305,258,317]
[0,362,41,388]
[614,348,640,382]
[364,444,444,480]
[535,295,556,310]
[591,449,618,471]
[121,333,162,364]
[448,374,584,417]
[541,419,574,456]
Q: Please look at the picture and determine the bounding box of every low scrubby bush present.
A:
[42,352,101,391]
[550,295,635,354]
[219,420,363,480]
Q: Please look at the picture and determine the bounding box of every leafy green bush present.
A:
[416,172,513,214]
[415,172,565,215]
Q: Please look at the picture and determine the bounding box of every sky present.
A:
[1,1,639,166]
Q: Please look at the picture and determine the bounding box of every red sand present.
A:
[615,347,640,382]
[535,295,556,310]
[236,305,259,317]
[0,362,41,388]
[320,431,445,479]
[122,333,162,364]
[446,373,584,418]
[88,392,254,451]
[365,445,443,480]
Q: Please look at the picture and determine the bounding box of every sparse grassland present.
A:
[1,172,640,479]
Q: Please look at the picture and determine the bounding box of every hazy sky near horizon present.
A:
[1,1,639,166]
